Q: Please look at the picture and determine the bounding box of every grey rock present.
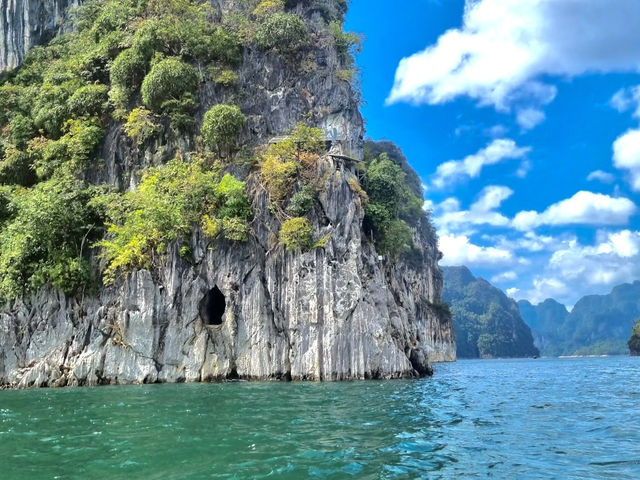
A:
[0,0,455,388]
[0,0,80,72]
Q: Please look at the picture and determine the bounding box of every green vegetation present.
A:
[443,266,539,359]
[280,217,313,252]
[259,123,325,203]
[0,0,432,307]
[140,58,199,130]
[125,108,160,145]
[0,176,101,301]
[519,281,640,356]
[286,183,316,216]
[96,156,251,285]
[201,105,247,155]
[362,153,422,256]
[629,318,640,355]
[330,20,361,81]
[256,12,309,53]
[212,69,239,87]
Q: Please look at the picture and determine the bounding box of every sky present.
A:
[345,0,640,307]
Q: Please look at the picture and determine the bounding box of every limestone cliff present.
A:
[0,0,80,72]
[0,0,455,388]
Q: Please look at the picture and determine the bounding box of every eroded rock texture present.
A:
[0,0,455,388]
[0,0,80,72]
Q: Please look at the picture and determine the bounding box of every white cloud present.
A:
[492,271,517,283]
[520,230,640,304]
[613,128,640,190]
[523,277,570,305]
[432,139,530,188]
[439,234,515,267]
[471,185,513,212]
[491,231,568,253]
[512,191,636,230]
[388,0,640,114]
[506,287,520,298]
[610,85,640,119]
[432,186,513,235]
[516,108,545,130]
[586,170,616,184]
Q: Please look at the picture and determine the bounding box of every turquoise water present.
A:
[1,357,638,479]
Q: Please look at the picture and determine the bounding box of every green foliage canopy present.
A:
[0,176,101,301]
[201,105,247,155]
[256,12,309,53]
[280,217,313,252]
[95,156,251,284]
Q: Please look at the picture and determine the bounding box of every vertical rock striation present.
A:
[0,0,80,72]
[0,0,455,388]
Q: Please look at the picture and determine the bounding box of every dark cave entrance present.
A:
[199,285,226,326]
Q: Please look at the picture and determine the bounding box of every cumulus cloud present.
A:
[431,186,513,236]
[439,234,515,267]
[613,128,640,190]
[491,271,517,283]
[432,139,530,188]
[388,0,640,116]
[512,191,636,230]
[523,277,571,305]
[519,230,640,304]
[491,231,568,253]
[506,287,520,298]
[516,108,545,130]
[586,170,616,184]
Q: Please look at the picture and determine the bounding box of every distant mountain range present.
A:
[519,281,640,356]
[442,267,539,359]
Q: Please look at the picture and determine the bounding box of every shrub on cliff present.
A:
[329,21,361,67]
[256,12,309,53]
[95,157,251,284]
[259,123,325,203]
[125,108,160,145]
[0,176,101,301]
[67,84,110,117]
[141,58,199,113]
[201,105,246,155]
[280,217,313,252]
[362,152,423,256]
[111,48,148,93]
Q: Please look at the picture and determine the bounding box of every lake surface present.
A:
[1,357,638,479]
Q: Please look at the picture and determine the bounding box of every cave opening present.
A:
[199,285,226,326]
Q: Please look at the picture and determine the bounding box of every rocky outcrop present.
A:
[443,266,538,359]
[0,152,454,388]
[628,319,640,356]
[0,0,455,388]
[0,0,80,72]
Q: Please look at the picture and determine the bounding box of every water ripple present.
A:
[0,357,639,479]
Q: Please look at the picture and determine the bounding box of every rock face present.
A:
[0,0,80,72]
[0,152,454,387]
[0,1,455,388]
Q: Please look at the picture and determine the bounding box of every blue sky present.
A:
[345,0,640,306]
